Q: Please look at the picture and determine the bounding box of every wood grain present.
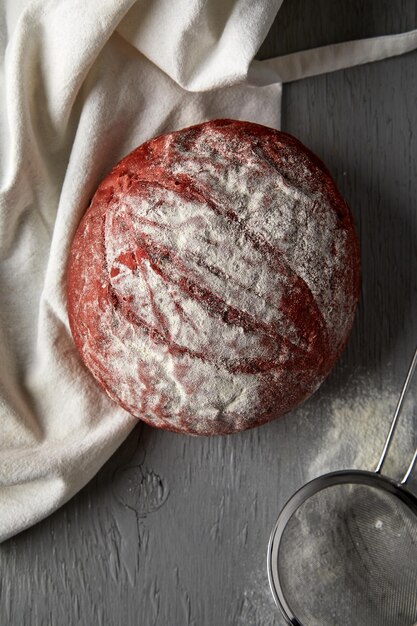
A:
[1,1,416,625]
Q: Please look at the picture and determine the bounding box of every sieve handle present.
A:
[401,449,417,485]
[375,345,417,482]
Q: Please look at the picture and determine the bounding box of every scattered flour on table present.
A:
[235,566,279,626]
[308,374,416,481]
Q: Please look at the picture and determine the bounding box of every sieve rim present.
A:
[267,469,417,626]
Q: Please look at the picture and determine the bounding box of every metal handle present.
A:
[375,345,417,483]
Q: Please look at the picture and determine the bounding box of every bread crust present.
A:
[67,119,360,435]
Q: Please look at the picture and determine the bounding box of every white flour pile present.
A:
[308,371,416,480]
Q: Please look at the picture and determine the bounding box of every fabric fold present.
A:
[254,27,417,84]
[117,0,284,91]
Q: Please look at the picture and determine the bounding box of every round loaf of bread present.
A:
[67,119,360,435]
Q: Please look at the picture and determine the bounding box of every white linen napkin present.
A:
[0,0,283,543]
[1,0,416,543]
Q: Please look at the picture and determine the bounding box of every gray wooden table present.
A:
[1,1,416,625]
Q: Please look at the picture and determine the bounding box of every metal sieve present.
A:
[267,346,417,626]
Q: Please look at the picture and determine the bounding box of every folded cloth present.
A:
[2,0,417,543]
[0,0,283,542]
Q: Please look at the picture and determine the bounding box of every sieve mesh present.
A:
[275,482,417,626]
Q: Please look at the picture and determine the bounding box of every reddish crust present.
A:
[67,119,360,436]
